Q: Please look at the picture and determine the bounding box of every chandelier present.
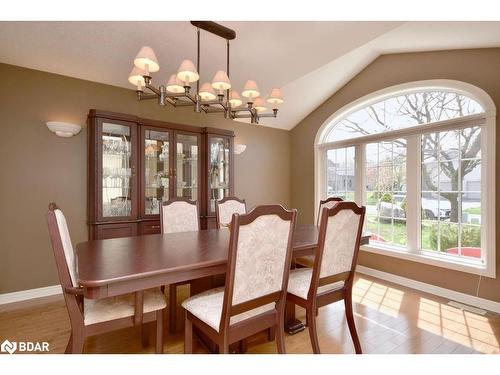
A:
[128,21,284,124]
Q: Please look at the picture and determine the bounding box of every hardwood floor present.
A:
[1,274,499,354]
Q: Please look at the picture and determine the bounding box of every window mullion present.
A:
[406,135,420,253]
[355,144,364,206]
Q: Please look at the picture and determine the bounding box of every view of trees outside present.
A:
[326,91,483,258]
[365,139,407,247]
[326,146,355,200]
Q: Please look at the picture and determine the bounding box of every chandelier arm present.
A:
[145,83,161,96]
[137,92,158,100]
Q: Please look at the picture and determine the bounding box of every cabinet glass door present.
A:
[101,122,134,218]
[175,133,199,200]
[209,136,231,214]
[144,129,170,215]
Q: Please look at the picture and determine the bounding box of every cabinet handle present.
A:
[131,166,136,177]
[151,225,160,229]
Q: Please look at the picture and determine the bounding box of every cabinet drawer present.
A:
[140,221,161,235]
[93,223,138,240]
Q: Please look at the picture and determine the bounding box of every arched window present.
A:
[315,80,496,277]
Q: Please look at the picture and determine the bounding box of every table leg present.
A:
[285,300,305,335]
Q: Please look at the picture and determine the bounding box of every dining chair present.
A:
[287,201,365,354]
[215,196,246,229]
[295,197,344,268]
[160,197,200,334]
[46,203,166,354]
[182,205,297,354]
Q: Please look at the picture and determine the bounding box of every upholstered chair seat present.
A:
[182,287,275,332]
[84,288,166,326]
[287,268,344,300]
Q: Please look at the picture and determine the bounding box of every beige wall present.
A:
[291,48,500,302]
[0,63,291,293]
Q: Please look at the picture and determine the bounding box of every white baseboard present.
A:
[356,265,500,314]
[0,285,62,305]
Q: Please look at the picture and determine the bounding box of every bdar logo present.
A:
[1,339,17,354]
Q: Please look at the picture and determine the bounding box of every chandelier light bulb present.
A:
[177,59,199,85]
[211,70,231,92]
[128,66,146,91]
[166,74,185,93]
[199,82,217,101]
[242,80,260,100]
[133,46,159,76]
[229,91,243,107]
[267,88,284,106]
[253,97,267,112]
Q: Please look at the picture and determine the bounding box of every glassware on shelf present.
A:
[176,134,199,200]
[101,123,132,218]
[144,129,170,215]
[209,136,230,214]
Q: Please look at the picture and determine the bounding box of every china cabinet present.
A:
[88,110,233,239]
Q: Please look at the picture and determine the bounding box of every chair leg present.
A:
[344,293,362,354]
[267,326,276,341]
[155,310,164,354]
[276,324,286,354]
[70,327,84,354]
[184,314,193,354]
[65,334,73,354]
[169,285,177,334]
[306,306,320,354]
[141,323,150,347]
[238,339,247,353]
[220,342,230,354]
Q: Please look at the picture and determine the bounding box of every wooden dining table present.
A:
[76,224,370,335]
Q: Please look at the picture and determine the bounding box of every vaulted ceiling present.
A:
[0,21,499,130]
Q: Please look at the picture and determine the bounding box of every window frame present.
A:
[314,80,496,277]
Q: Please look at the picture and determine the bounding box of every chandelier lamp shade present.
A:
[129,21,283,124]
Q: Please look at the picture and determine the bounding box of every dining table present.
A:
[76,224,370,337]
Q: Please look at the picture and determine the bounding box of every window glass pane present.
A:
[420,126,482,259]
[460,225,481,259]
[461,126,481,159]
[366,167,377,191]
[421,163,438,191]
[439,161,459,191]
[326,91,484,142]
[461,194,481,225]
[364,139,407,248]
[325,146,355,199]
[440,223,459,254]
[421,222,438,251]
[366,143,378,166]
[462,160,481,191]
[439,131,460,160]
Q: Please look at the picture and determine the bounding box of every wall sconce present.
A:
[46,121,82,138]
[234,144,247,155]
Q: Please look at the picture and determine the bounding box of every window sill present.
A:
[360,244,495,278]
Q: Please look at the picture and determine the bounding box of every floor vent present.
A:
[447,301,487,315]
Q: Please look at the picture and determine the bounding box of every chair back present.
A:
[160,198,199,234]
[216,196,246,228]
[310,201,365,297]
[316,197,343,226]
[220,205,297,331]
[46,203,83,325]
